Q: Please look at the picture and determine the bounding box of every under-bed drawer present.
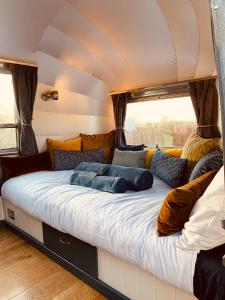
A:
[42,223,98,277]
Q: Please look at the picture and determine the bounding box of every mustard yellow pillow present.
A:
[80,131,115,163]
[181,134,220,176]
[144,148,182,169]
[47,137,82,167]
[157,169,218,236]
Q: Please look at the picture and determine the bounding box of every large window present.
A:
[125,96,196,148]
[0,72,18,154]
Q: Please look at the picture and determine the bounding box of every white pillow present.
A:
[177,166,225,250]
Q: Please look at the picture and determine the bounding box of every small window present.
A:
[125,96,196,148]
[0,72,19,154]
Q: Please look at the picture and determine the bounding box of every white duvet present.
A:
[2,171,198,293]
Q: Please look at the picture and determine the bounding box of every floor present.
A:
[0,228,106,300]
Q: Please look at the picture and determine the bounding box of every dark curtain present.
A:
[189,78,221,139]
[6,63,38,156]
[111,92,130,148]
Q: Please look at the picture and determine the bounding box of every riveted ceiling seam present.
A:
[189,0,201,80]
[155,0,178,82]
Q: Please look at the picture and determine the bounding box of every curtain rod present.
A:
[108,75,217,95]
[0,56,37,67]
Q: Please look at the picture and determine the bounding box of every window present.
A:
[125,96,196,148]
[0,71,18,154]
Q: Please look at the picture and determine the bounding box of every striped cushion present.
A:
[181,134,220,176]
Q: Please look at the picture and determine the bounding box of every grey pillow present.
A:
[54,149,104,171]
[189,150,223,181]
[112,148,147,168]
[150,149,187,188]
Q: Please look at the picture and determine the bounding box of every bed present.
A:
[1,169,201,299]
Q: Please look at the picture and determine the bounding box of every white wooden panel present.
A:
[0,197,3,221]
[2,199,43,243]
[98,247,110,284]
[35,83,113,118]
[156,278,175,300]
[139,270,156,300]
[33,110,115,152]
[123,261,139,299]
[108,254,124,292]
[98,248,197,300]
[175,288,197,300]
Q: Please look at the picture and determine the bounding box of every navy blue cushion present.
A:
[118,144,144,151]
[75,161,110,175]
[54,149,104,171]
[108,165,153,191]
[91,176,127,193]
[70,170,97,187]
[189,150,223,181]
[150,149,187,188]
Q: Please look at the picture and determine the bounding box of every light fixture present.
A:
[41,90,58,101]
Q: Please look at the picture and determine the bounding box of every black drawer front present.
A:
[42,223,98,278]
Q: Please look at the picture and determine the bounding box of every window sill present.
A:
[0,149,19,157]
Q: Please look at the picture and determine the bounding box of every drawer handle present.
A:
[59,237,71,245]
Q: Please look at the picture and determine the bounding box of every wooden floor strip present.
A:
[0,228,106,300]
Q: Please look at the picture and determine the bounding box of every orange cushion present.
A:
[80,131,115,163]
[46,137,82,167]
[157,169,218,236]
[144,148,182,169]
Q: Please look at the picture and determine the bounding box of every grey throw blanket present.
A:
[75,162,110,175]
[75,162,153,191]
[71,169,127,193]
[107,165,153,191]
[91,175,127,193]
[70,170,97,187]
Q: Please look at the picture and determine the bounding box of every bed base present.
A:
[0,219,4,229]
[2,199,196,300]
[3,220,128,300]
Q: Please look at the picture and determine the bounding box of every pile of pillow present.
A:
[0,130,116,181]
[157,134,223,242]
[47,130,115,170]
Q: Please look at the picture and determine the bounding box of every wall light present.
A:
[41,90,58,101]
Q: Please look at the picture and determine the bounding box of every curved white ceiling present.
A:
[0,0,216,92]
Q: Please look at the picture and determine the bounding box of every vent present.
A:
[7,208,15,220]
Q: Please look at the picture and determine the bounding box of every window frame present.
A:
[125,82,196,149]
[0,67,19,156]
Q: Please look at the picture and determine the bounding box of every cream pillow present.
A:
[176,166,225,250]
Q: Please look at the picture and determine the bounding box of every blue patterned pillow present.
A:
[189,150,223,181]
[150,149,187,188]
[54,149,104,171]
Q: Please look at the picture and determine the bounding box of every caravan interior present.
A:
[0,1,225,300]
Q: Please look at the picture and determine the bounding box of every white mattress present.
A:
[2,171,198,293]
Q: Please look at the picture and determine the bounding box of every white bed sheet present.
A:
[2,171,198,293]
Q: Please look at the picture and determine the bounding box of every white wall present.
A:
[33,52,115,152]
[33,81,114,152]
